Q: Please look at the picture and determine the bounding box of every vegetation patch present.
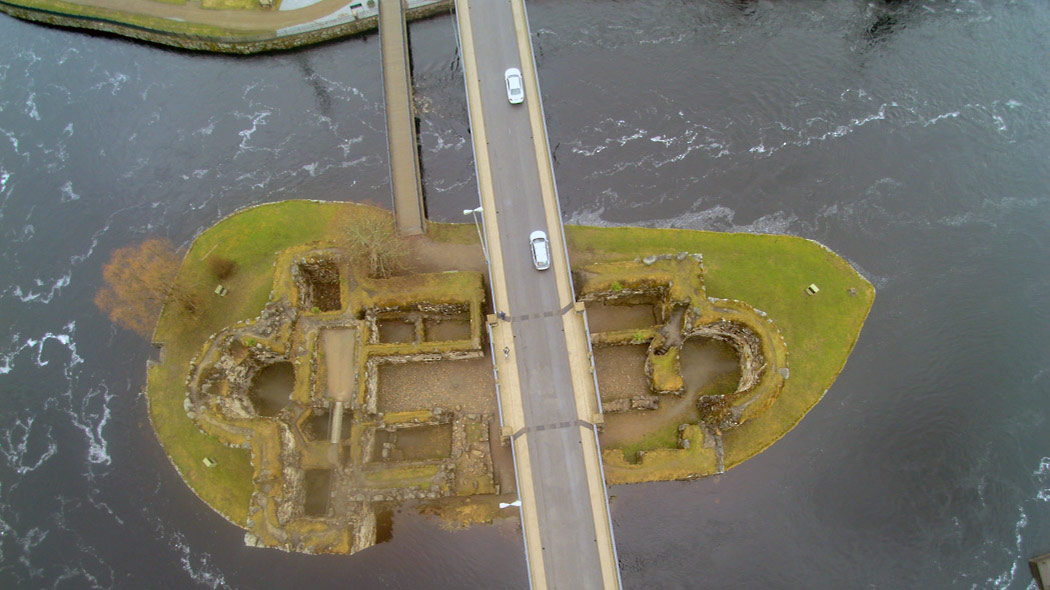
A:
[604,421,680,465]
[201,0,262,9]
[362,464,442,489]
[603,424,718,483]
[147,201,342,525]
[417,496,504,531]
[373,423,452,462]
[568,226,874,476]
[649,347,683,394]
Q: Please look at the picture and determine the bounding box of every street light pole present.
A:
[462,206,489,264]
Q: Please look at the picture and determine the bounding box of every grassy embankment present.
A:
[150,201,872,525]
[566,226,874,474]
[149,201,344,525]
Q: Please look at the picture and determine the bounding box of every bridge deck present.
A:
[379,0,426,235]
[455,0,621,587]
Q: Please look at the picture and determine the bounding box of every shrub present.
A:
[209,256,237,281]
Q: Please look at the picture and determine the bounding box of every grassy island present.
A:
[147,200,872,554]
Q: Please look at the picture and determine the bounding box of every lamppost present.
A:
[462,206,489,264]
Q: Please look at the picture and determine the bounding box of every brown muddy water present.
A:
[585,302,658,333]
[423,317,471,342]
[374,424,453,462]
[304,408,353,441]
[377,319,417,344]
[303,469,333,517]
[680,337,740,395]
[248,361,296,417]
[599,338,740,451]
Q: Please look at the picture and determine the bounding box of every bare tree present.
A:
[333,205,407,278]
[94,238,197,337]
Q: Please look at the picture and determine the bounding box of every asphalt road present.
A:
[463,2,607,588]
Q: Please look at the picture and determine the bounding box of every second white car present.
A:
[504,67,524,104]
[530,230,550,270]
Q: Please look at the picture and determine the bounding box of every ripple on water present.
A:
[0,415,58,475]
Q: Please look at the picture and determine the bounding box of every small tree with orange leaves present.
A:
[94,238,198,338]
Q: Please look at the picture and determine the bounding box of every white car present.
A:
[530,230,550,270]
[504,67,524,104]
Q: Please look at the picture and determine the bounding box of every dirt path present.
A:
[322,327,356,403]
[405,236,486,274]
[599,388,699,448]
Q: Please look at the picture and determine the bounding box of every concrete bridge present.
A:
[379,1,622,587]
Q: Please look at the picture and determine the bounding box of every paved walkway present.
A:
[322,327,356,403]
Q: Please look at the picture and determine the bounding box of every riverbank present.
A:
[0,0,451,53]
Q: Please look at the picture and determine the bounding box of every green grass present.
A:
[381,410,435,425]
[567,226,874,472]
[464,421,487,444]
[603,424,718,483]
[150,201,344,525]
[607,422,681,464]
[649,347,683,393]
[426,221,482,245]
[201,0,263,10]
[350,271,484,314]
[363,464,442,489]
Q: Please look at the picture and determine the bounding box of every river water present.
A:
[1,0,1048,588]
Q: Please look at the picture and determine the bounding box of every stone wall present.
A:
[177,245,499,555]
[577,254,787,433]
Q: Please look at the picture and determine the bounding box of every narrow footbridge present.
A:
[379,0,427,235]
